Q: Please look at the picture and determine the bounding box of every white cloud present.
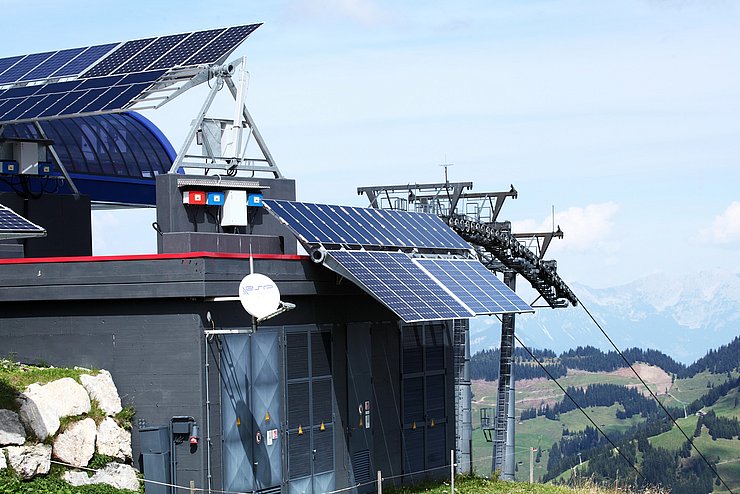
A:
[512,202,620,252]
[703,201,740,245]
[285,0,390,26]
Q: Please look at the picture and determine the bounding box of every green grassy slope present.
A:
[472,368,740,488]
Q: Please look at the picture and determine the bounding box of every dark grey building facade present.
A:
[0,174,457,494]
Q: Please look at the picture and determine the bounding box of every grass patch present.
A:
[0,468,141,494]
[0,357,97,413]
[115,405,136,431]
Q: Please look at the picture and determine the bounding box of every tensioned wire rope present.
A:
[574,296,736,493]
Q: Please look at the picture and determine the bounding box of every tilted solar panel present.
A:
[20,48,86,82]
[264,199,471,250]
[415,258,533,314]
[327,251,474,322]
[0,204,46,240]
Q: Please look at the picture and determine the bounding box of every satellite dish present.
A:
[238,273,281,319]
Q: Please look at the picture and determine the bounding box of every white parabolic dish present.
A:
[238,273,281,319]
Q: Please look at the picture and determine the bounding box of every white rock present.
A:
[5,444,51,479]
[18,378,91,440]
[80,370,122,416]
[0,447,6,470]
[90,462,140,491]
[53,418,96,468]
[0,409,26,446]
[17,392,59,440]
[62,470,91,486]
[96,417,132,461]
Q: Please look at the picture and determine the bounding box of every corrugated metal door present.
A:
[220,330,282,494]
[401,323,449,480]
[346,323,374,492]
[286,327,335,494]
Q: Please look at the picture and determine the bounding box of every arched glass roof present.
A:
[1,112,175,179]
[0,112,175,205]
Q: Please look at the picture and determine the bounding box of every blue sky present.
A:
[4,0,740,288]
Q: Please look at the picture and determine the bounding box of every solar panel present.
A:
[0,204,46,240]
[415,258,533,314]
[113,34,188,74]
[148,28,226,70]
[52,44,118,78]
[0,56,24,77]
[20,48,86,82]
[82,38,155,78]
[0,70,163,123]
[264,199,471,250]
[0,52,56,84]
[328,251,474,322]
[0,24,261,124]
[184,24,261,65]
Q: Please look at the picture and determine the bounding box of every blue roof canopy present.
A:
[0,111,175,205]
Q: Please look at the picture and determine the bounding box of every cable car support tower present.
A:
[358,179,578,481]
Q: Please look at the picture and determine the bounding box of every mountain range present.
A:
[470,269,740,363]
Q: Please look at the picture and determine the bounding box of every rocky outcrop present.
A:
[2,368,136,488]
[96,417,131,461]
[18,378,91,440]
[0,409,25,446]
[62,470,90,486]
[91,462,140,491]
[5,443,51,479]
[64,462,140,491]
[80,371,122,416]
[53,418,96,468]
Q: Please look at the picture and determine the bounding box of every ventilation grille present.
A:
[351,449,372,484]
[257,486,282,494]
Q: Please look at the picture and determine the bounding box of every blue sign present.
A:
[206,191,225,206]
[247,193,263,207]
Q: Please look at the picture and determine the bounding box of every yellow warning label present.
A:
[298,425,303,435]
[359,418,363,428]
[265,411,270,422]
[320,421,326,431]
[430,419,435,428]
[236,417,241,427]
[412,422,416,430]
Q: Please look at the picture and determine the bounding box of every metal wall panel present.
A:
[220,335,254,493]
[251,330,282,491]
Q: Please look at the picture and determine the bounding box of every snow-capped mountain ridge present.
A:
[470,270,740,364]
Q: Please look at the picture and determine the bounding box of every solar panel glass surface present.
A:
[264,199,470,250]
[83,38,154,78]
[328,250,473,322]
[184,24,261,65]
[0,205,46,234]
[147,29,225,70]
[20,48,86,81]
[0,52,55,84]
[53,44,118,78]
[114,34,187,74]
[415,258,532,314]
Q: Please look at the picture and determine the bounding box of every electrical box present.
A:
[206,191,225,206]
[13,142,43,175]
[221,189,248,227]
[247,193,263,207]
[182,190,206,205]
[0,161,19,175]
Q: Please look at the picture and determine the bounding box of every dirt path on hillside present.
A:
[611,363,673,396]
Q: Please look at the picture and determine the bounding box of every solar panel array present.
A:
[0,24,261,124]
[328,251,474,322]
[267,199,533,322]
[264,199,471,250]
[415,258,532,314]
[0,204,46,239]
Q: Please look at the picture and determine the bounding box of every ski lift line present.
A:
[512,334,647,483]
[576,298,736,494]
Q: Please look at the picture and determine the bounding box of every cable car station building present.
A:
[0,25,538,494]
